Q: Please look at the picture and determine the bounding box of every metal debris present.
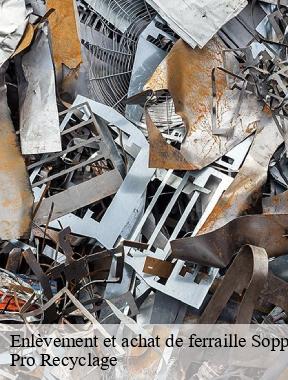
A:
[2,0,288,355]
[0,66,33,239]
[0,0,29,67]
[145,0,248,48]
[144,37,262,169]
[16,25,61,154]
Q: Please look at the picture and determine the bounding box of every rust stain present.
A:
[262,103,272,115]
[263,190,288,214]
[0,69,34,239]
[145,38,226,135]
[146,111,196,170]
[145,59,168,91]
[245,121,258,134]
[198,122,282,235]
[47,0,82,73]
[166,38,226,134]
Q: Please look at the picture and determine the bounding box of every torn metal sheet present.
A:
[215,135,254,172]
[145,0,247,48]
[16,26,61,154]
[145,37,263,170]
[46,0,82,76]
[46,0,82,96]
[146,112,193,170]
[199,116,283,234]
[0,0,29,66]
[171,214,288,268]
[0,66,33,239]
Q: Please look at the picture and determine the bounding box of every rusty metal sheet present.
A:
[0,66,33,239]
[144,37,263,170]
[199,245,268,324]
[171,214,288,268]
[47,0,82,83]
[143,256,175,279]
[146,111,193,170]
[263,191,288,214]
[198,117,283,234]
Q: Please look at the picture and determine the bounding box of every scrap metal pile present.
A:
[1,0,288,326]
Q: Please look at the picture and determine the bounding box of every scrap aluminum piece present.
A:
[30,100,126,200]
[145,37,262,170]
[69,95,148,155]
[171,214,288,268]
[125,166,234,308]
[29,100,124,226]
[0,0,29,67]
[125,135,257,308]
[16,26,62,154]
[34,169,123,225]
[0,66,33,239]
[129,166,234,253]
[199,116,283,234]
[45,95,154,249]
[220,3,266,50]
[59,102,126,177]
[126,17,176,122]
[145,0,247,48]
[154,169,211,196]
[48,148,153,248]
